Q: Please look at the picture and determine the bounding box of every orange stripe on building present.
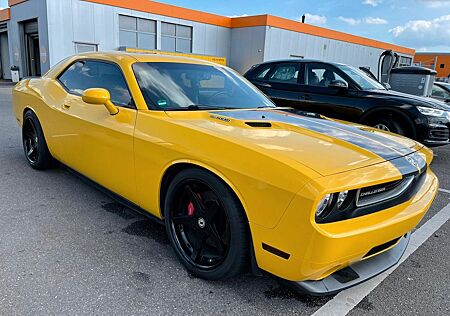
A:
[8,0,28,6]
[0,8,10,21]
[232,15,415,56]
[83,1,413,55]
[85,0,232,28]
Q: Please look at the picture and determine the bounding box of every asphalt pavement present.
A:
[0,85,448,315]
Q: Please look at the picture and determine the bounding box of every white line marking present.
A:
[312,202,450,316]
[438,188,450,194]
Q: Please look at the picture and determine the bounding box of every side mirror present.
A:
[328,80,348,89]
[82,88,119,115]
[382,82,391,90]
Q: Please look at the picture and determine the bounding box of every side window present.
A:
[432,85,450,98]
[58,60,133,108]
[253,64,273,80]
[305,64,347,87]
[268,63,299,83]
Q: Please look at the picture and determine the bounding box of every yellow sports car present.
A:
[12,52,438,295]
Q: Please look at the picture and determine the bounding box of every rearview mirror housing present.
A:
[82,88,119,115]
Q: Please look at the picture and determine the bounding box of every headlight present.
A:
[337,191,349,208]
[316,194,332,217]
[417,106,445,117]
[316,190,350,219]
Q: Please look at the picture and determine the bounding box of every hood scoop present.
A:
[245,121,272,128]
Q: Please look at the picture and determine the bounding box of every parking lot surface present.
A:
[0,85,448,315]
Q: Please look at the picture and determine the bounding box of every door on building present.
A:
[0,27,11,79]
[23,20,41,77]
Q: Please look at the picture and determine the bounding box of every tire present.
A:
[371,117,408,136]
[22,110,54,170]
[164,168,249,280]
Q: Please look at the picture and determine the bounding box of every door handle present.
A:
[301,94,311,100]
[258,82,272,88]
[62,103,71,110]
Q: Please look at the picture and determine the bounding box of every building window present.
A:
[119,15,156,50]
[161,22,192,53]
[74,43,98,54]
[440,64,445,69]
[399,56,412,67]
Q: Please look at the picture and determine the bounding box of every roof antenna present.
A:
[301,14,306,23]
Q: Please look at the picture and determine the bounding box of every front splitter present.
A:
[290,233,411,296]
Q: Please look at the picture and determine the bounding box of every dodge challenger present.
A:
[12,52,438,295]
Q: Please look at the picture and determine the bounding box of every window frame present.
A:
[161,21,193,53]
[118,14,157,50]
[56,58,136,109]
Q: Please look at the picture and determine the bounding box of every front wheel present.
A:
[371,117,408,136]
[164,168,249,280]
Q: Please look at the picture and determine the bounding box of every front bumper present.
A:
[250,159,438,284]
[290,233,410,296]
[422,118,450,147]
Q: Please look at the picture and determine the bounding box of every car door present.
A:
[54,59,137,202]
[249,62,302,108]
[297,62,362,121]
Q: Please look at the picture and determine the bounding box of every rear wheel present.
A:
[22,111,54,169]
[164,168,249,280]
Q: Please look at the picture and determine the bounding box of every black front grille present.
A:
[356,175,414,207]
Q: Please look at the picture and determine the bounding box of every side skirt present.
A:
[60,163,164,225]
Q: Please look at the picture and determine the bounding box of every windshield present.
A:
[132,62,275,110]
[335,64,386,90]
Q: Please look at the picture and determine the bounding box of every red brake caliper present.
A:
[187,193,202,216]
[187,202,195,216]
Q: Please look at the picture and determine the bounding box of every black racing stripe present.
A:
[278,110,414,156]
[213,110,412,161]
[389,155,419,175]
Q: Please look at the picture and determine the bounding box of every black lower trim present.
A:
[363,236,401,258]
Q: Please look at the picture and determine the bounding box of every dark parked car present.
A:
[244,60,450,146]
[431,82,450,103]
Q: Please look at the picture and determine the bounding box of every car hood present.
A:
[366,89,450,111]
[165,108,424,177]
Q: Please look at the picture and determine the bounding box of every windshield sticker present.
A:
[157,99,168,107]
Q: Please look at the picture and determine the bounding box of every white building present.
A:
[0,0,414,80]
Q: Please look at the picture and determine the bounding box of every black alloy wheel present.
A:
[23,117,39,164]
[371,117,408,136]
[164,168,249,280]
[22,111,54,169]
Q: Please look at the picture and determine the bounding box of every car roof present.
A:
[76,51,223,66]
[435,82,450,88]
[257,59,343,66]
